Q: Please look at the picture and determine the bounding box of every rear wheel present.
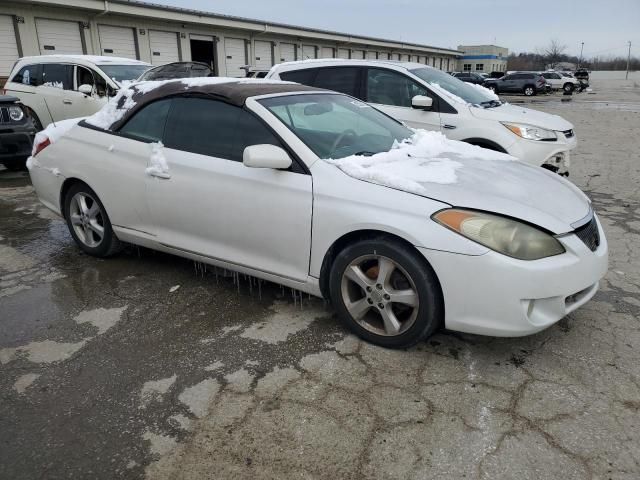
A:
[523,85,536,96]
[563,82,574,93]
[329,237,443,348]
[64,183,122,257]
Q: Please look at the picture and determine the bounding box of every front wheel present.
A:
[563,82,575,93]
[523,86,536,96]
[329,238,443,348]
[64,183,122,257]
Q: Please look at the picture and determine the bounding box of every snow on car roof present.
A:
[85,77,322,130]
[18,55,150,65]
[272,58,427,70]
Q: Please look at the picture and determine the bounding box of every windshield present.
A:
[259,93,412,160]
[97,65,151,84]
[410,67,495,105]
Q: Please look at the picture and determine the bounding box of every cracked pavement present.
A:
[1,78,639,479]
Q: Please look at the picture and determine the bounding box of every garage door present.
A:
[352,50,364,59]
[400,54,409,61]
[254,40,272,69]
[36,18,83,55]
[98,25,137,59]
[0,15,19,78]
[149,30,180,65]
[337,48,349,59]
[301,45,316,60]
[279,43,295,62]
[224,37,246,77]
[366,51,377,60]
[320,47,334,59]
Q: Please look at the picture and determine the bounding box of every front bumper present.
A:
[0,130,35,160]
[506,129,577,175]
[418,215,608,337]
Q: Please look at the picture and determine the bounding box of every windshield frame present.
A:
[409,66,499,107]
[256,92,413,161]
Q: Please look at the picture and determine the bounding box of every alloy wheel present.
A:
[340,254,419,337]
[69,192,105,248]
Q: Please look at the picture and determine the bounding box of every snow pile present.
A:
[326,130,514,194]
[427,82,467,105]
[145,142,169,177]
[85,87,136,129]
[467,82,500,101]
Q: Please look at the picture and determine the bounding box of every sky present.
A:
[147,0,638,58]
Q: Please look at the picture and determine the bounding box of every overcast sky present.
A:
[147,0,637,58]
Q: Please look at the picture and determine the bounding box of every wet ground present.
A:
[1,78,640,479]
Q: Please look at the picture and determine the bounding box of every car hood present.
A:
[415,156,590,234]
[469,103,573,131]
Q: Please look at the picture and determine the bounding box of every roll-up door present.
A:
[337,48,349,59]
[301,45,316,59]
[36,18,83,55]
[366,51,377,59]
[279,43,296,62]
[149,30,180,65]
[0,15,19,77]
[98,25,137,59]
[224,37,247,77]
[352,50,364,59]
[400,54,409,62]
[254,40,272,69]
[320,47,334,58]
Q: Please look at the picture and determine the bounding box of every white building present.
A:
[457,45,508,73]
[0,0,461,84]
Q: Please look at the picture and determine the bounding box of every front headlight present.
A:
[8,106,24,122]
[502,122,556,141]
[433,209,565,260]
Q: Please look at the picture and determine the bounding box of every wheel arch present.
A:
[461,138,508,153]
[59,177,90,219]
[318,228,437,300]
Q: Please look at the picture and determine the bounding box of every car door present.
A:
[72,65,110,117]
[499,74,516,92]
[364,67,441,132]
[39,63,75,121]
[145,96,313,282]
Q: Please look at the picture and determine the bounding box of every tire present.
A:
[563,82,574,93]
[328,237,443,348]
[63,183,122,257]
[523,85,536,96]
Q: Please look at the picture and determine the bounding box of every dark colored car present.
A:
[0,95,36,171]
[483,73,547,96]
[137,62,213,81]
[452,72,485,84]
[489,71,505,79]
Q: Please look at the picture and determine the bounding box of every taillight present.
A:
[33,136,51,156]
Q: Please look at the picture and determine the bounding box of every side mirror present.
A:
[78,84,93,96]
[411,95,433,110]
[243,144,292,170]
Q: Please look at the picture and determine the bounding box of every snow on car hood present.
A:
[470,103,573,131]
[327,130,589,234]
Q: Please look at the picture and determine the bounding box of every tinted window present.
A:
[11,64,42,86]
[279,69,317,85]
[233,111,283,161]
[119,99,172,142]
[312,67,359,96]
[77,66,94,89]
[366,68,427,107]
[42,64,73,90]
[164,97,240,159]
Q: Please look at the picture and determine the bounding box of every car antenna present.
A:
[42,97,56,127]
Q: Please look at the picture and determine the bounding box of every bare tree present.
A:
[543,39,567,68]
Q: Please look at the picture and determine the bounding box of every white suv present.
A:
[267,60,576,175]
[539,71,581,93]
[4,55,151,129]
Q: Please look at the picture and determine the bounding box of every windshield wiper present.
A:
[353,151,376,157]
[480,100,502,108]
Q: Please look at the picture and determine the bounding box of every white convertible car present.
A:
[27,78,608,348]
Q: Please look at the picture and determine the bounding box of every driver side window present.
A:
[365,68,428,107]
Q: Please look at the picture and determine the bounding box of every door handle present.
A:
[148,170,171,179]
[442,124,457,130]
[63,99,73,105]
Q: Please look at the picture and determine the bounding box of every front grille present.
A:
[562,129,574,138]
[574,216,600,252]
[0,107,8,123]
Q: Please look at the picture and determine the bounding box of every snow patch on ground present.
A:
[0,339,86,364]
[178,379,219,418]
[140,374,177,407]
[224,368,254,393]
[146,142,169,177]
[13,373,40,394]
[74,306,127,334]
[326,130,514,194]
[240,300,325,344]
[143,430,178,457]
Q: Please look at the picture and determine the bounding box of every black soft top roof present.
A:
[108,79,324,130]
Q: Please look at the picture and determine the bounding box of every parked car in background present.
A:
[489,71,505,79]
[0,95,36,170]
[483,72,547,96]
[451,72,485,84]
[137,62,212,81]
[539,71,580,92]
[28,79,607,347]
[4,55,151,129]
[267,60,576,174]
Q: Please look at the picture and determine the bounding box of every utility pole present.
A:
[626,41,632,80]
[579,41,584,68]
